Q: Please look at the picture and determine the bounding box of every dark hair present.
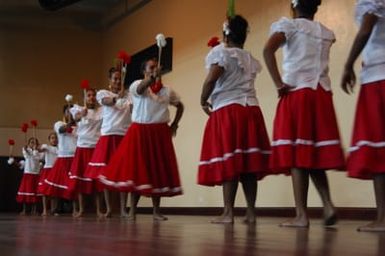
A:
[225,15,249,45]
[85,88,97,93]
[28,137,38,145]
[48,132,56,140]
[62,104,73,114]
[108,67,119,78]
[296,0,321,16]
[140,57,158,75]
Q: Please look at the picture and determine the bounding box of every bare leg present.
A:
[72,199,78,217]
[280,168,309,228]
[95,192,103,218]
[103,189,112,218]
[51,197,59,216]
[152,196,168,221]
[240,174,257,224]
[309,171,337,226]
[75,194,84,218]
[128,193,140,221]
[31,204,37,215]
[42,196,48,216]
[211,180,238,224]
[120,192,129,218]
[358,174,385,232]
[19,203,26,216]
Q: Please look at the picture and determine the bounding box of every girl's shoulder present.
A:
[356,0,385,23]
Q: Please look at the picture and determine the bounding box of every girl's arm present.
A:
[200,64,224,115]
[341,13,378,94]
[170,102,184,137]
[136,76,156,95]
[263,32,288,97]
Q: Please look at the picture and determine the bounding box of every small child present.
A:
[37,133,58,216]
[16,137,42,215]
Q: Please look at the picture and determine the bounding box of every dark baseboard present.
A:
[134,207,376,220]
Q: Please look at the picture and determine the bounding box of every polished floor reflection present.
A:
[0,214,384,255]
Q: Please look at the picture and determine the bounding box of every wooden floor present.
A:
[0,214,384,256]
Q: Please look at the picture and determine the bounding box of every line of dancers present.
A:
[10,0,385,232]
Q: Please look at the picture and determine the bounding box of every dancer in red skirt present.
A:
[37,133,58,216]
[99,58,184,221]
[42,104,77,214]
[68,88,102,218]
[86,67,131,218]
[17,137,42,215]
[198,15,271,224]
[264,0,345,227]
[341,0,385,232]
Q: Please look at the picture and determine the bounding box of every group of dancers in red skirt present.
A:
[12,0,385,232]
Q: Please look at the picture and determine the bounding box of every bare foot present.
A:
[280,217,309,228]
[41,211,49,217]
[324,206,337,226]
[96,212,104,219]
[72,211,78,218]
[19,211,26,216]
[243,209,256,224]
[358,221,385,232]
[211,214,234,224]
[74,211,84,218]
[153,213,168,221]
[120,211,129,218]
[104,211,112,218]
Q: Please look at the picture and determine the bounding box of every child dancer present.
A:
[68,88,102,218]
[264,0,345,227]
[86,68,131,218]
[341,0,385,232]
[42,104,77,213]
[99,57,184,221]
[37,133,58,216]
[198,15,271,224]
[16,137,42,215]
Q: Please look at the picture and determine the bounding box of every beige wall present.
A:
[1,0,374,208]
[0,25,103,159]
[101,0,373,208]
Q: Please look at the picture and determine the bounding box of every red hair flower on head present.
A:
[207,36,220,48]
[8,139,15,146]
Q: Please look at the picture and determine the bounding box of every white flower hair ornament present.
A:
[291,0,299,8]
[223,21,231,36]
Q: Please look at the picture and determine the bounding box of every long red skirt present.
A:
[37,168,51,195]
[269,86,345,174]
[99,123,182,197]
[198,104,271,186]
[16,173,40,203]
[348,80,385,179]
[41,157,73,199]
[67,147,94,195]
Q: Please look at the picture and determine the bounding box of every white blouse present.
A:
[54,121,77,157]
[205,44,261,111]
[96,89,131,136]
[270,17,335,91]
[70,104,102,148]
[356,0,385,84]
[130,80,181,124]
[22,147,41,174]
[40,144,58,168]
